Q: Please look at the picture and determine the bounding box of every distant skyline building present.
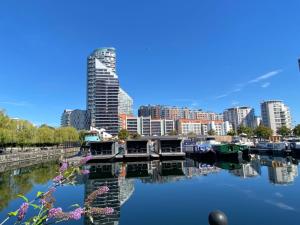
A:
[177,119,232,136]
[119,88,133,115]
[138,105,223,121]
[61,109,72,127]
[261,100,292,134]
[223,107,255,130]
[61,109,90,130]
[87,48,119,135]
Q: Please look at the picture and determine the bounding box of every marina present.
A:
[1,152,300,225]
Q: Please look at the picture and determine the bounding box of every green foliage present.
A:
[237,126,254,138]
[187,132,197,137]
[294,124,300,137]
[207,130,216,136]
[130,132,141,139]
[227,130,236,136]
[167,130,178,136]
[79,130,87,144]
[37,126,55,145]
[118,129,129,140]
[277,126,292,137]
[254,125,273,140]
[0,110,79,147]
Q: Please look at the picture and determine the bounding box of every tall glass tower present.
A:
[87,48,119,135]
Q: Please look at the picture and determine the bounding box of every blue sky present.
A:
[0,0,300,126]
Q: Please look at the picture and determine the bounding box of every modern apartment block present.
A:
[87,48,119,135]
[61,109,72,127]
[138,105,223,121]
[177,119,232,136]
[223,107,255,129]
[61,109,90,130]
[119,88,133,115]
[119,114,175,136]
[261,100,292,134]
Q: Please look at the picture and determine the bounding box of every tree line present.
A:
[0,110,79,148]
[227,124,300,139]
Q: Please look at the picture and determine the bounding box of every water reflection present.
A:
[84,155,300,224]
[1,154,300,224]
[0,161,58,211]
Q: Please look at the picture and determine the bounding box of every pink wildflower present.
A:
[80,155,92,165]
[81,170,90,175]
[17,202,29,221]
[102,207,114,215]
[59,162,68,172]
[48,207,63,218]
[69,208,84,220]
[53,175,63,183]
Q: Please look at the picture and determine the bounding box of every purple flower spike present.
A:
[69,208,84,220]
[81,170,90,175]
[53,175,63,183]
[48,207,62,218]
[102,207,114,215]
[17,202,29,221]
[59,162,68,172]
[80,155,92,165]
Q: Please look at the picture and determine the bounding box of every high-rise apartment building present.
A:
[61,109,90,130]
[261,100,292,134]
[87,48,119,135]
[61,109,72,127]
[223,107,255,130]
[119,88,133,115]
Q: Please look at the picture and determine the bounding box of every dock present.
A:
[89,136,186,161]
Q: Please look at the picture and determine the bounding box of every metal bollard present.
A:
[208,210,228,225]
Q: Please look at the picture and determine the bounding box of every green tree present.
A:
[237,126,254,138]
[227,130,236,136]
[118,129,129,140]
[79,130,87,144]
[167,130,178,136]
[36,126,55,145]
[15,120,36,147]
[207,130,216,136]
[187,132,197,137]
[254,125,273,140]
[277,126,292,137]
[294,124,300,137]
[130,132,141,139]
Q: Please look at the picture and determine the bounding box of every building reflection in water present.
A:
[222,155,299,184]
[84,155,299,224]
[260,156,299,185]
[85,163,134,225]
[229,158,261,178]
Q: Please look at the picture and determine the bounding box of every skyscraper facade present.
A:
[119,88,133,115]
[87,48,119,135]
[61,109,90,130]
[261,100,292,134]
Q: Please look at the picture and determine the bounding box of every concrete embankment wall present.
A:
[0,148,80,173]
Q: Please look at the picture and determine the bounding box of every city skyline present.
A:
[1,0,300,126]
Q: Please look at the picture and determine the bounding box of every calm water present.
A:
[1,155,300,225]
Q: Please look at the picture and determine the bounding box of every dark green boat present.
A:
[213,144,249,156]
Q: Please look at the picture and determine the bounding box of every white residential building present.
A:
[261,100,292,134]
[223,107,255,129]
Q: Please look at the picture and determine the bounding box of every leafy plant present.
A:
[2,155,114,225]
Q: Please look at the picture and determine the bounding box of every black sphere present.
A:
[208,210,228,225]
